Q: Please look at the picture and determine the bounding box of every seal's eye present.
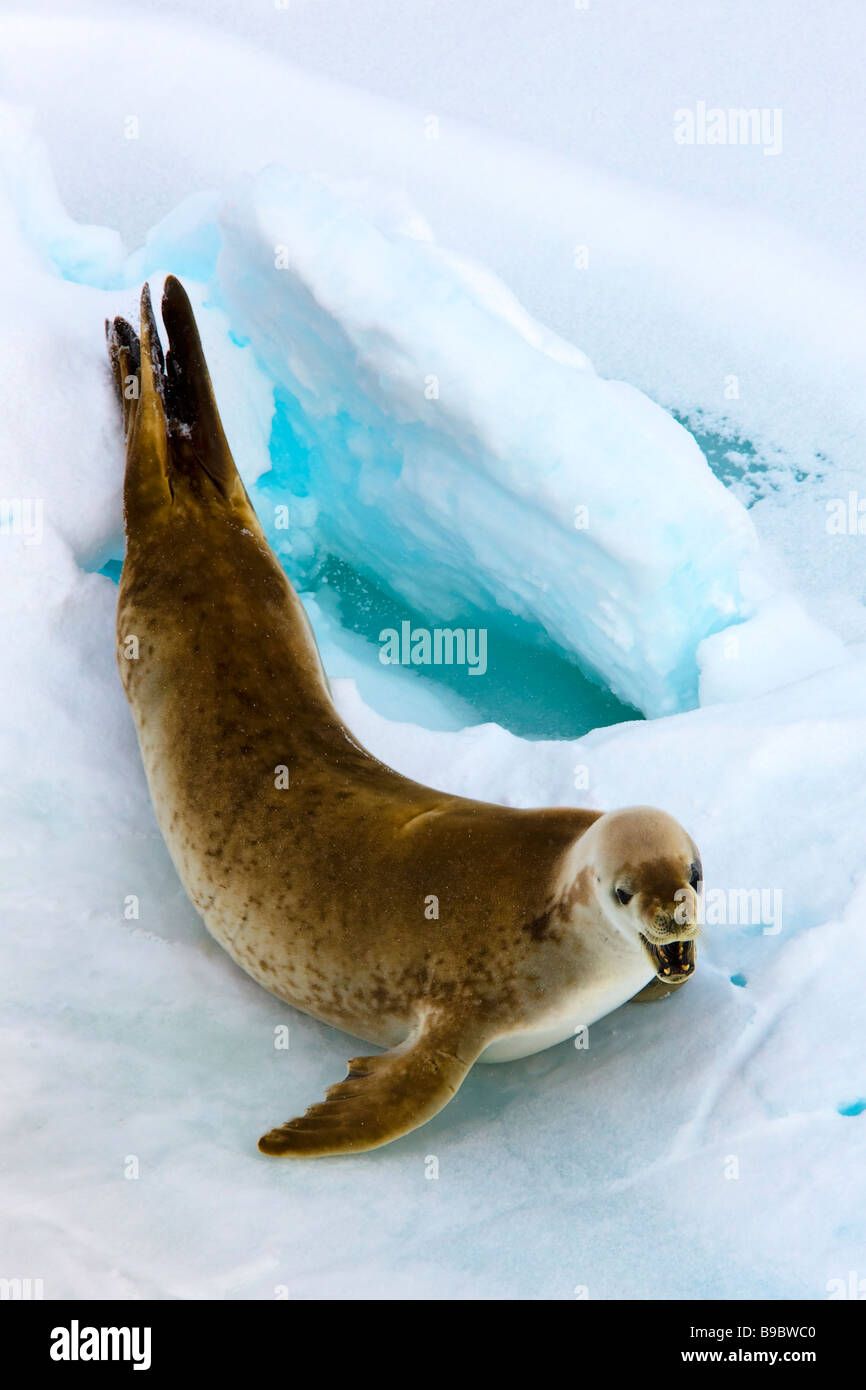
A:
[689,862,701,891]
[615,887,633,906]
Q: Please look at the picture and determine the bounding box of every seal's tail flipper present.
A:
[107,285,172,524]
[160,274,250,509]
[107,277,259,529]
[258,1015,486,1158]
[105,314,141,437]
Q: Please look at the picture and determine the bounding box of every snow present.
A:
[1,1,865,1301]
[215,164,766,717]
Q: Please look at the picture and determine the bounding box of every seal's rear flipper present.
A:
[107,285,172,525]
[107,277,262,532]
[161,274,250,508]
[258,1015,486,1158]
[106,315,141,437]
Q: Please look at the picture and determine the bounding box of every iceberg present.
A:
[111,165,843,720]
[209,167,760,717]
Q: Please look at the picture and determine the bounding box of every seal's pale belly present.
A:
[138,697,655,1064]
[479,950,655,1063]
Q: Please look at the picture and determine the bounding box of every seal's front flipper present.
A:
[258,1015,486,1158]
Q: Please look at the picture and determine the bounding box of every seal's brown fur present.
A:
[107,279,699,1157]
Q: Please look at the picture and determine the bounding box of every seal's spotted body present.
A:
[108,279,701,1156]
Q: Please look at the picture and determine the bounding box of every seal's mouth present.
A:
[640,934,696,982]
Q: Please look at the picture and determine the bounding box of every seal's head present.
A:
[591,805,702,983]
